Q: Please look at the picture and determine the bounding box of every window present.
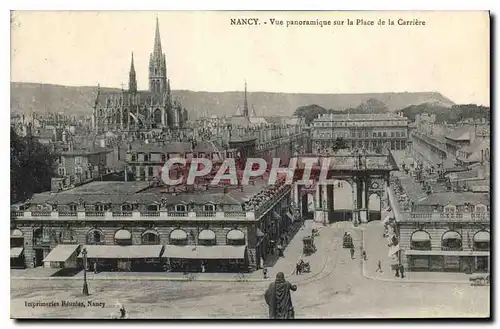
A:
[95,204,104,212]
[148,166,154,177]
[121,204,133,212]
[443,205,456,215]
[142,232,160,245]
[131,154,137,162]
[75,157,81,165]
[441,231,462,251]
[87,230,103,244]
[410,230,431,250]
[58,167,66,176]
[69,204,77,212]
[175,204,187,212]
[144,154,150,162]
[475,204,487,213]
[391,132,395,137]
[75,166,83,175]
[161,154,166,162]
[204,204,215,212]
[147,204,159,211]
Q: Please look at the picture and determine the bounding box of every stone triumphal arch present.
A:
[290,150,399,225]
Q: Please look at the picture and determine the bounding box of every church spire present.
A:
[153,16,162,60]
[129,52,137,93]
[243,80,249,117]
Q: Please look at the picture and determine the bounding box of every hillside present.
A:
[10,82,455,118]
[400,103,490,123]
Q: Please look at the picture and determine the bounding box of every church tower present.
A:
[243,80,249,117]
[129,52,137,93]
[149,17,167,94]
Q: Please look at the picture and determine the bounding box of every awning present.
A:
[11,229,23,238]
[114,229,132,240]
[411,230,431,242]
[442,231,462,240]
[227,229,245,240]
[10,247,24,258]
[198,229,216,240]
[43,244,80,262]
[474,231,490,243]
[272,211,282,220]
[388,244,400,257]
[405,250,490,257]
[170,229,188,240]
[78,245,164,259]
[163,245,247,260]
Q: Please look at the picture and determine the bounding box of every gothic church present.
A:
[92,18,188,133]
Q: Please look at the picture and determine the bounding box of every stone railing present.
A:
[30,211,51,217]
[402,211,489,222]
[12,209,263,221]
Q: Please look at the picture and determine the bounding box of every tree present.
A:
[11,127,57,204]
[293,104,328,124]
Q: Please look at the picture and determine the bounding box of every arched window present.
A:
[142,230,160,245]
[441,231,462,251]
[410,230,431,250]
[473,231,490,251]
[114,229,132,245]
[169,229,188,245]
[87,229,104,245]
[226,229,245,246]
[198,229,216,246]
[94,203,105,212]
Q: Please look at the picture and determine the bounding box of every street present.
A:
[11,220,490,319]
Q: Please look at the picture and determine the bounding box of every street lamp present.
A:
[82,247,89,296]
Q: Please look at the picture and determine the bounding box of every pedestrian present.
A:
[376,261,383,273]
[399,264,405,279]
[93,261,98,274]
[350,247,355,260]
[201,262,206,273]
[119,305,127,318]
[263,267,268,279]
[362,250,367,261]
[295,263,301,275]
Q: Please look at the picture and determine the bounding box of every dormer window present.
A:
[95,203,104,212]
[204,204,215,212]
[69,204,77,212]
[122,203,133,212]
[175,204,187,212]
[475,204,487,213]
[443,205,456,214]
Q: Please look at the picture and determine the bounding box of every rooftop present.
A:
[315,113,405,122]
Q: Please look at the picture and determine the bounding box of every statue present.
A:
[264,272,297,319]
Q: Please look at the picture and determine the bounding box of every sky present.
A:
[11,11,490,105]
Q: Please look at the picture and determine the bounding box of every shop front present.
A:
[162,245,248,273]
[78,245,164,272]
[406,250,491,273]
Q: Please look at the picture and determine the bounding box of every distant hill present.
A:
[400,103,490,123]
[10,82,455,118]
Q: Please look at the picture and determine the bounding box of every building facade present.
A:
[389,177,490,273]
[10,180,297,273]
[311,113,409,152]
